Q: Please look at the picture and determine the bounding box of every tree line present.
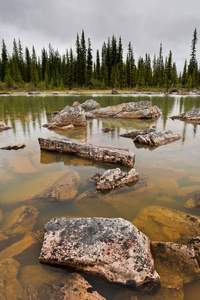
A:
[0,29,199,90]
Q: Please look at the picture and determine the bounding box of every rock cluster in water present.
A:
[1,143,26,150]
[39,217,160,294]
[91,168,139,191]
[38,137,135,167]
[43,105,86,129]
[121,128,181,147]
[85,101,162,119]
[171,108,200,121]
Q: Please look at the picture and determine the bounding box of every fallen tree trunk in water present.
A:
[38,137,135,167]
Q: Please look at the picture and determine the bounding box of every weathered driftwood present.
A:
[39,217,160,294]
[38,137,135,167]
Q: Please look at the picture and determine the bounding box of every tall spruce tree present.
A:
[86,38,93,87]
[1,39,8,81]
[188,28,197,76]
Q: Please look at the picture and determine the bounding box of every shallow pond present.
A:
[0,94,200,299]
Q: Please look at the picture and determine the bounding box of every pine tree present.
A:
[188,28,197,76]
[1,39,8,81]
[4,65,13,88]
[86,38,93,87]
[182,60,188,87]
[164,50,173,90]
[25,47,31,82]
[30,46,39,86]
[96,50,100,81]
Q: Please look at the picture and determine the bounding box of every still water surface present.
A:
[0,94,200,299]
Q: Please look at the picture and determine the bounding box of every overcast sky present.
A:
[0,0,200,72]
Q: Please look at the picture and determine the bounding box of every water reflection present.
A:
[0,94,200,300]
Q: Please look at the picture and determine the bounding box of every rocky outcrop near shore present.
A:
[0,121,11,131]
[171,108,200,121]
[38,137,135,167]
[43,106,86,129]
[130,129,181,147]
[39,217,160,294]
[85,101,162,119]
[91,168,139,191]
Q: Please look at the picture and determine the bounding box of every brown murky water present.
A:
[0,94,200,299]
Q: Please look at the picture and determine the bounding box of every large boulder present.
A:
[39,217,160,294]
[91,168,139,191]
[0,121,11,131]
[171,108,200,121]
[132,129,181,148]
[85,101,162,119]
[81,99,101,111]
[43,106,86,128]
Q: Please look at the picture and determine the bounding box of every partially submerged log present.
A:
[38,137,135,167]
[39,217,160,294]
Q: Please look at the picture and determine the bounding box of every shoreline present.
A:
[0,89,200,96]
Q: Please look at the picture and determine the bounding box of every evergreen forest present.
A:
[0,29,199,91]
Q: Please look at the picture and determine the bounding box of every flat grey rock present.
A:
[39,217,160,294]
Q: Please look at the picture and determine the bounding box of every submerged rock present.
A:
[86,101,162,119]
[38,137,135,167]
[1,205,39,237]
[91,168,139,191]
[184,192,200,208]
[133,206,200,243]
[151,242,200,284]
[39,217,160,294]
[43,106,86,128]
[132,130,181,147]
[0,121,11,131]
[37,170,81,202]
[81,99,101,111]
[171,108,200,121]
[1,143,26,150]
[58,124,74,130]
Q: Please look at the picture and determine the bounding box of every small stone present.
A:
[92,168,139,191]
[80,99,101,111]
[59,124,74,130]
[1,143,26,150]
[0,121,11,131]
[111,89,119,94]
[72,101,81,107]
[101,127,114,133]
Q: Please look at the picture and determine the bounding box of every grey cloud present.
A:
[0,0,200,71]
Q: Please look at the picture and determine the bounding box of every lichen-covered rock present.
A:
[184,192,200,208]
[72,101,81,107]
[59,124,74,130]
[0,121,11,131]
[38,137,135,167]
[1,143,26,150]
[133,206,200,243]
[1,206,39,237]
[91,168,139,191]
[151,242,200,283]
[86,101,162,119]
[43,106,86,128]
[81,99,101,111]
[39,217,160,294]
[132,130,181,147]
[171,108,200,121]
